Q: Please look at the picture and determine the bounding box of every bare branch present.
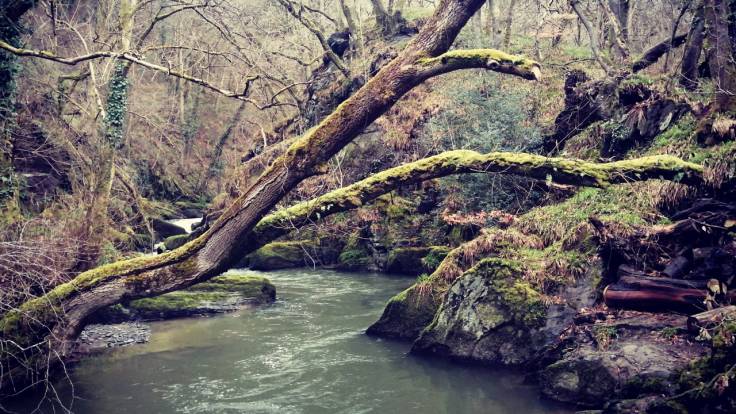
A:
[0,39,286,110]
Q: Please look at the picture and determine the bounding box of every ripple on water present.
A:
[10,268,572,414]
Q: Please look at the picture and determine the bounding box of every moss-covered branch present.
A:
[245,150,702,249]
[416,49,541,81]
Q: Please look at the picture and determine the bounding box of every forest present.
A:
[0,0,735,412]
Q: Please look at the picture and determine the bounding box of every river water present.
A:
[15,269,571,413]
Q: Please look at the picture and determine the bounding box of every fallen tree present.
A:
[0,0,704,396]
[0,0,543,393]
[245,151,703,252]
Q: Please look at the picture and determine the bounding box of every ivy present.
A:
[103,62,130,149]
[0,0,28,205]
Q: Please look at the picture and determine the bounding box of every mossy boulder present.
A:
[163,234,189,250]
[96,273,275,321]
[411,258,551,365]
[151,218,187,240]
[244,241,315,270]
[539,338,705,408]
[366,285,439,340]
[385,246,450,275]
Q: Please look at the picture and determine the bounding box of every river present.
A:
[12,269,571,413]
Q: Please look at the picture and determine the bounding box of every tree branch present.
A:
[416,49,541,80]
[246,151,703,250]
[0,39,280,109]
[570,0,613,75]
[275,0,351,77]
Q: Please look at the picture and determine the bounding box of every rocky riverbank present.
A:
[77,272,276,350]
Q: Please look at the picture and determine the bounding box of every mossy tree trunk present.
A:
[0,0,546,392]
[244,151,702,256]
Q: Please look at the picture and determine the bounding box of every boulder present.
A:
[411,257,598,366]
[366,286,438,340]
[95,273,275,322]
[163,234,189,250]
[244,241,316,270]
[539,336,705,407]
[151,218,187,239]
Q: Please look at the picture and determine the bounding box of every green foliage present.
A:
[659,327,680,339]
[103,62,129,149]
[593,325,618,349]
[0,3,23,208]
[561,44,593,59]
[421,246,450,272]
[652,115,696,149]
[425,74,542,212]
[96,240,121,266]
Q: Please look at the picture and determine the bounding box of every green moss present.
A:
[163,234,189,251]
[659,326,680,339]
[129,291,233,312]
[102,273,275,321]
[517,187,654,245]
[472,258,547,328]
[620,72,654,88]
[421,246,451,272]
[337,231,373,271]
[652,115,696,150]
[245,240,313,270]
[418,49,540,75]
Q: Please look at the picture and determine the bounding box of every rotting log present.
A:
[632,34,688,72]
[592,210,735,279]
[604,275,734,314]
[687,305,736,332]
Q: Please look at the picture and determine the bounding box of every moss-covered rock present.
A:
[411,258,552,365]
[151,217,187,240]
[366,285,439,340]
[163,234,189,250]
[385,246,450,275]
[96,272,275,321]
[539,337,705,408]
[244,241,315,270]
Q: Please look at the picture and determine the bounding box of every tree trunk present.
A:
[687,306,736,332]
[703,0,736,112]
[503,0,517,49]
[71,0,136,272]
[338,0,361,51]
[663,2,690,71]
[599,0,630,59]
[239,151,703,253]
[198,101,247,194]
[370,0,398,36]
[0,0,541,393]
[611,0,630,40]
[603,275,730,314]
[680,4,705,90]
[632,34,688,73]
[570,0,612,74]
[486,0,498,46]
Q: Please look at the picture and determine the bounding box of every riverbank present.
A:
[4,269,571,414]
